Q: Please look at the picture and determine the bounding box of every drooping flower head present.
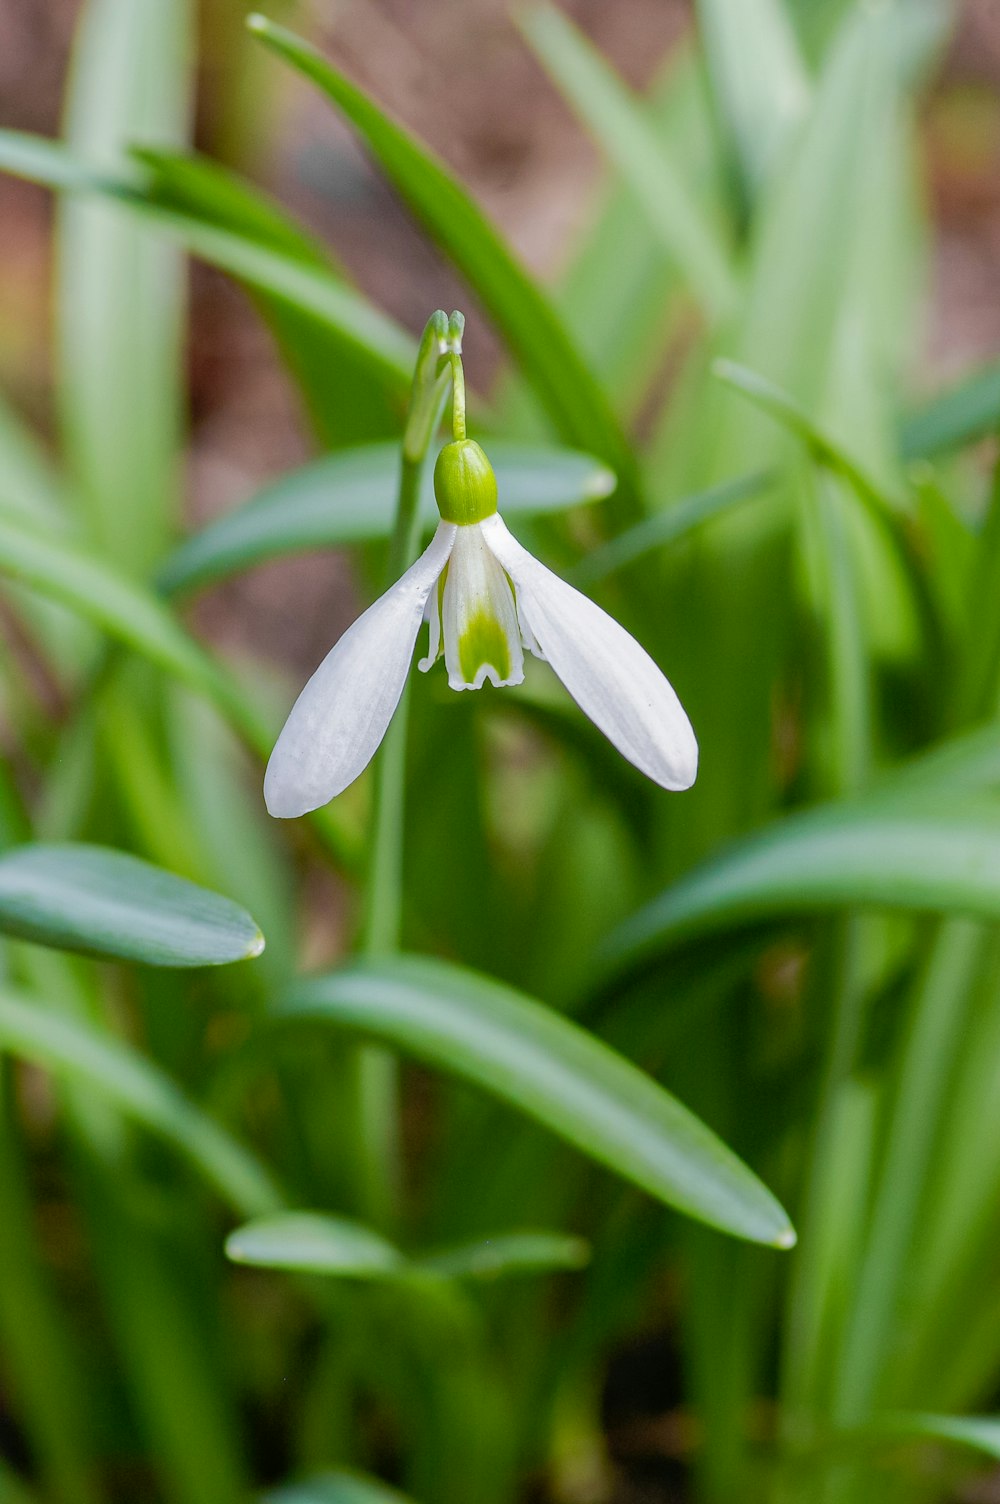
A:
[264,437,697,818]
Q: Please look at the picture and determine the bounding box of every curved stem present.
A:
[450,351,467,441]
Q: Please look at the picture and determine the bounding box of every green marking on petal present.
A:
[458,609,513,685]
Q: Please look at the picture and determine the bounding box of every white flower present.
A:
[264,441,698,817]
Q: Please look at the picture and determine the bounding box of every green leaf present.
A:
[0,1460,40,1504]
[572,470,771,586]
[0,506,360,870]
[0,392,88,680]
[225,1212,585,1289]
[601,804,1000,977]
[534,41,713,425]
[422,1231,590,1280]
[262,1472,415,1504]
[0,989,280,1217]
[273,956,795,1248]
[712,358,904,513]
[159,441,616,595]
[0,392,68,525]
[900,360,1000,461]
[0,130,415,408]
[0,130,99,192]
[133,146,337,266]
[854,1412,1000,1462]
[693,0,810,200]
[518,4,737,321]
[0,505,235,711]
[132,147,402,446]
[226,1213,406,1278]
[57,0,191,574]
[0,843,264,967]
[244,15,642,515]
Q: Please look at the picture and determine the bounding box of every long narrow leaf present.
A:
[262,1474,415,1504]
[245,15,642,514]
[602,804,1000,976]
[274,956,795,1247]
[159,442,615,596]
[519,4,737,321]
[0,506,234,710]
[0,130,415,404]
[0,989,281,1217]
[58,0,191,573]
[572,471,771,586]
[694,0,809,199]
[0,843,264,967]
[0,506,359,869]
[900,360,1000,461]
[134,147,403,445]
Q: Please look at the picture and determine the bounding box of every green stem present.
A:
[776,466,872,1496]
[449,352,467,441]
[350,310,463,1227]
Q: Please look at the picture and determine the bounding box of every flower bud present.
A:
[433,440,498,526]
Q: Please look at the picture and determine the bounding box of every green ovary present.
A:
[458,609,513,684]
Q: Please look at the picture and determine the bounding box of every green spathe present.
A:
[433,440,498,525]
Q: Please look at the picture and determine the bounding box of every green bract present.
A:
[433,440,498,526]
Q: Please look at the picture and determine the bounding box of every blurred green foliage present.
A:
[0,1,1000,1502]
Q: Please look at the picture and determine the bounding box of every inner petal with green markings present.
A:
[427,522,525,691]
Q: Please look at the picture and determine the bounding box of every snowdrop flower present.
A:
[265,440,697,817]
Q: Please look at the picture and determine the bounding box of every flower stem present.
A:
[350,311,463,1228]
[450,351,467,441]
[362,452,424,955]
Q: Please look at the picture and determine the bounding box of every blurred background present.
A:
[2,0,999,680]
[4,4,1000,1504]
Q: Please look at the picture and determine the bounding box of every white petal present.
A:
[442,523,524,691]
[264,523,456,817]
[481,514,698,790]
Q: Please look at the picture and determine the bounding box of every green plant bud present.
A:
[433,440,498,526]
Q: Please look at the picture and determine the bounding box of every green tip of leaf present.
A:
[248,930,267,959]
[585,465,617,501]
[775,1225,797,1250]
[246,12,269,35]
[710,357,741,385]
